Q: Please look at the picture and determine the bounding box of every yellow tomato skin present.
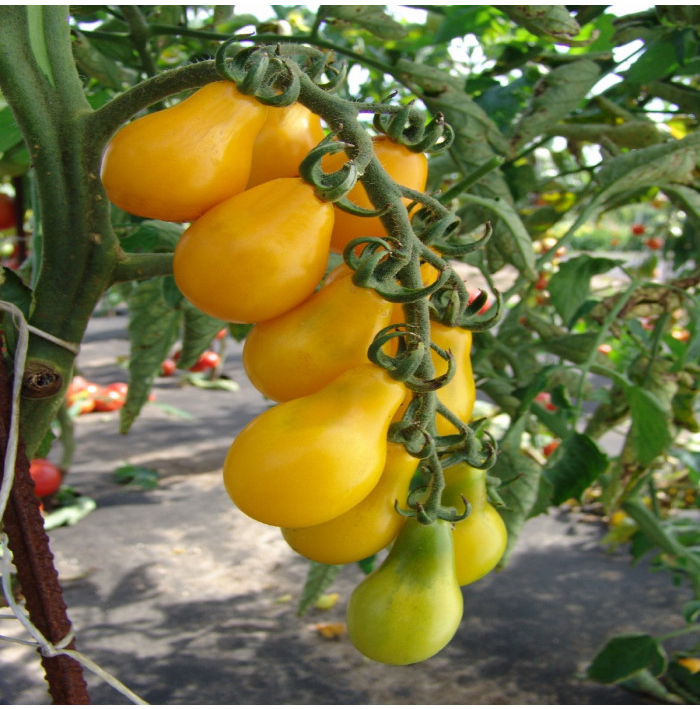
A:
[172,177,334,324]
[223,364,406,528]
[242,264,393,401]
[100,81,267,222]
[247,103,325,188]
[323,136,428,254]
[442,462,507,586]
[431,322,477,436]
[281,442,418,564]
[346,518,463,665]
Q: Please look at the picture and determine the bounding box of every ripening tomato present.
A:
[322,136,428,254]
[189,350,220,372]
[173,177,334,323]
[282,442,418,564]
[100,81,268,222]
[242,264,393,401]
[29,459,62,497]
[93,382,128,412]
[247,102,325,188]
[66,376,99,414]
[441,462,507,586]
[0,193,15,230]
[223,363,406,528]
[346,517,463,665]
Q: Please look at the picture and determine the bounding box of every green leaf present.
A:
[544,433,608,505]
[496,5,582,44]
[0,266,33,318]
[113,463,160,490]
[0,106,23,154]
[623,35,682,86]
[537,331,599,364]
[323,6,407,40]
[297,561,343,617]
[121,278,181,434]
[626,386,672,466]
[548,255,623,325]
[71,28,138,90]
[490,417,542,564]
[596,132,700,205]
[228,323,253,342]
[587,633,667,684]
[461,194,537,280]
[511,59,601,150]
[178,300,226,370]
[682,600,700,623]
[119,220,183,254]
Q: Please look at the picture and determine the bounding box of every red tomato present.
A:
[644,237,663,250]
[215,328,227,340]
[29,459,62,497]
[66,377,100,414]
[534,272,549,291]
[93,382,128,412]
[189,351,220,372]
[161,358,176,376]
[534,391,557,411]
[543,440,560,458]
[631,223,645,236]
[0,194,15,230]
[467,288,491,315]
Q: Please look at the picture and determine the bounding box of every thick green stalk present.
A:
[0,7,118,455]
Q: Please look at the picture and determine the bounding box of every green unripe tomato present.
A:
[442,463,507,586]
[346,518,463,665]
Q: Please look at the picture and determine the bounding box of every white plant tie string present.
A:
[0,300,148,705]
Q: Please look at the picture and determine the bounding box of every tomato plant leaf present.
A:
[0,106,23,154]
[626,386,672,466]
[548,254,623,326]
[297,561,343,617]
[596,131,700,205]
[178,300,226,370]
[120,277,181,434]
[490,417,542,564]
[119,220,183,253]
[496,5,582,44]
[321,6,407,40]
[511,59,601,150]
[544,433,608,505]
[113,463,160,490]
[587,633,667,683]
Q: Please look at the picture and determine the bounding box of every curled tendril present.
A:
[343,237,410,288]
[215,41,300,106]
[347,239,451,304]
[435,222,494,258]
[401,341,456,393]
[298,132,359,202]
[437,425,498,471]
[367,324,426,383]
[373,104,455,154]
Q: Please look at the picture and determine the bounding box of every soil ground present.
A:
[0,314,691,705]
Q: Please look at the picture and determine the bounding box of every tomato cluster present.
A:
[100,78,507,666]
[66,376,134,414]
